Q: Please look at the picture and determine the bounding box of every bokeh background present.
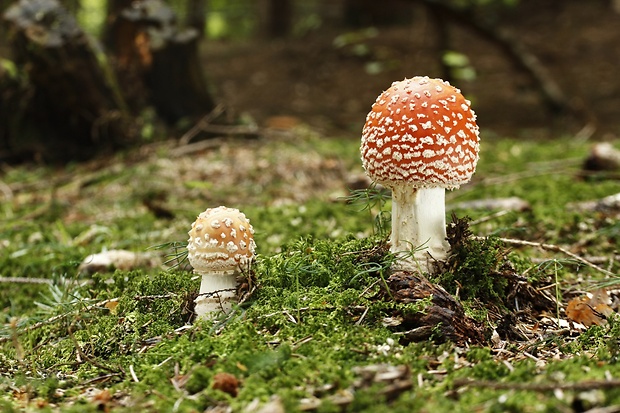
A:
[1,0,619,162]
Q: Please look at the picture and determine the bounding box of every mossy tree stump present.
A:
[1,0,216,162]
[2,0,134,161]
[105,0,215,123]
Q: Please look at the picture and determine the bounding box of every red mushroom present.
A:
[360,76,480,272]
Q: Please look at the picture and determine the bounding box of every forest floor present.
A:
[2,129,620,411]
[2,1,620,411]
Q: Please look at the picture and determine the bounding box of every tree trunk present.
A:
[343,0,414,27]
[106,0,216,123]
[427,4,452,82]
[258,0,292,38]
[186,0,207,36]
[146,29,215,123]
[2,0,134,161]
[102,0,134,54]
[267,0,291,38]
[416,0,578,117]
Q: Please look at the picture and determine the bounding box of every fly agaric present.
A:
[360,76,480,272]
[187,206,256,318]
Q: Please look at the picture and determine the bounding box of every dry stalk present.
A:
[0,277,53,284]
[67,323,122,374]
[478,236,616,277]
[453,378,620,392]
[0,294,178,344]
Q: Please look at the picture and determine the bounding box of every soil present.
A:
[202,0,620,140]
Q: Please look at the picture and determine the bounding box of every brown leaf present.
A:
[566,289,614,326]
[104,300,119,314]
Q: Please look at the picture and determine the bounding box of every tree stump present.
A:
[105,0,215,123]
[2,0,134,161]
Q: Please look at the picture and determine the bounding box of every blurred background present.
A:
[1,0,619,162]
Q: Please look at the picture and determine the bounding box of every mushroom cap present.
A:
[360,76,480,190]
[187,206,256,273]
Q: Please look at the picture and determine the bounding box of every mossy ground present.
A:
[1,130,620,412]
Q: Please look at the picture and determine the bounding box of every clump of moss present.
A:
[254,235,392,292]
[436,215,511,304]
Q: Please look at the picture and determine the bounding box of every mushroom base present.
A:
[194,270,238,319]
[390,186,450,273]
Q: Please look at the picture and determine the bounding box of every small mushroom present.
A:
[187,206,256,318]
[360,76,480,272]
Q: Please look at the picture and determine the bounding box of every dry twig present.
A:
[454,378,620,392]
[0,293,179,344]
[178,104,226,145]
[0,298,119,344]
[479,236,616,277]
[0,277,52,284]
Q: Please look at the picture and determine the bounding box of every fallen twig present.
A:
[453,378,620,392]
[478,236,616,277]
[255,305,367,320]
[169,137,225,157]
[178,104,226,145]
[0,277,52,284]
[178,104,260,145]
[0,293,179,344]
[0,298,120,344]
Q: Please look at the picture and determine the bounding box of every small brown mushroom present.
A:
[360,76,480,272]
[187,206,256,318]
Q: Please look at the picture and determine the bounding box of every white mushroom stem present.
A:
[194,269,238,318]
[390,185,450,272]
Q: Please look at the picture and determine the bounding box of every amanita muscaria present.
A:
[187,206,256,318]
[360,76,480,272]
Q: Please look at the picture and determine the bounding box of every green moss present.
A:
[3,137,620,411]
[438,222,510,304]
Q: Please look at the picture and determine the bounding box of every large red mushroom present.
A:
[360,76,480,272]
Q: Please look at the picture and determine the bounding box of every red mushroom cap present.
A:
[361,76,480,189]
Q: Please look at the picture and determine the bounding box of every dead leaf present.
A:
[104,300,119,314]
[566,289,614,326]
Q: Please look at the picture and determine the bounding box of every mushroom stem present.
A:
[390,186,450,272]
[194,269,238,318]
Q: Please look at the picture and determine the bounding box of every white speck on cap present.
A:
[187,206,256,273]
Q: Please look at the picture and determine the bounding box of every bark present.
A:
[427,4,452,82]
[107,0,215,122]
[146,27,215,123]
[384,270,486,345]
[185,0,207,36]
[257,0,292,38]
[343,0,414,27]
[267,0,292,38]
